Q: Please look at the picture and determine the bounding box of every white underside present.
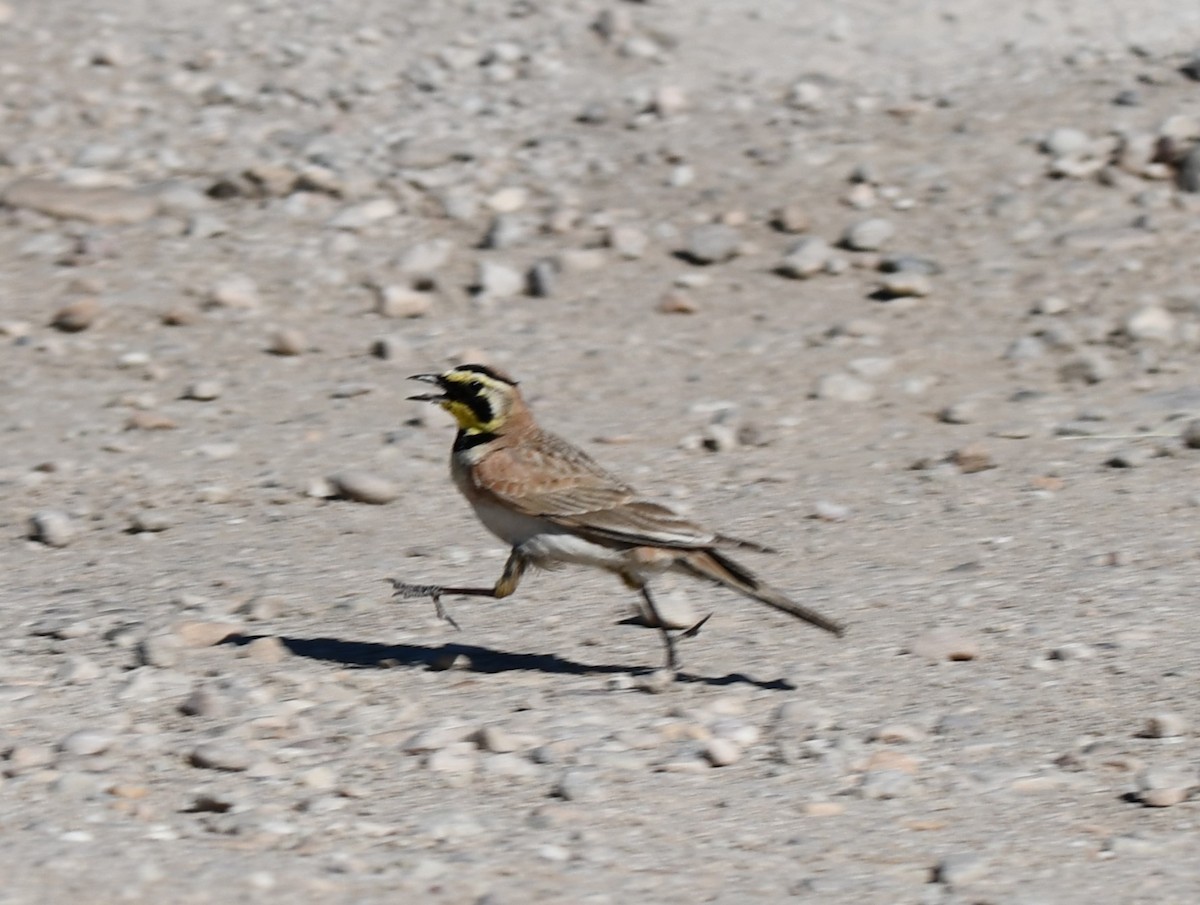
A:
[470,498,669,577]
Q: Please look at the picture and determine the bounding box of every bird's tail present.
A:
[677,549,845,637]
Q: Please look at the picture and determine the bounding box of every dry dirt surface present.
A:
[4,1,1200,902]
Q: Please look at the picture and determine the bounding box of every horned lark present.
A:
[391,364,844,670]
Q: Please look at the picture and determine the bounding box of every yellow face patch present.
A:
[437,368,512,433]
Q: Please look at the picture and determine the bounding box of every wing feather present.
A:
[469,431,718,549]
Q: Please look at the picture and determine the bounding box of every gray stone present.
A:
[329,471,398,505]
[842,218,895,251]
[682,224,740,264]
[29,510,75,547]
[475,261,524,298]
[190,741,256,772]
[59,729,114,757]
[936,853,990,887]
[813,373,875,403]
[778,237,832,278]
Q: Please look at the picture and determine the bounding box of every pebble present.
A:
[1041,127,1090,157]
[138,634,182,668]
[812,501,850,521]
[190,741,256,772]
[658,288,698,314]
[208,274,261,310]
[29,510,75,547]
[935,853,990,887]
[878,272,931,298]
[909,627,980,661]
[328,470,398,505]
[183,380,222,401]
[376,285,434,318]
[1123,305,1175,342]
[179,686,228,718]
[608,225,648,259]
[682,224,740,265]
[172,621,239,647]
[858,769,913,799]
[242,636,287,663]
[1181,420,1200,449]
[1059,351,1115,384]
[703,738,742,767]
[397,239,453,275]
[774,203,810,233]
[475,261,524,298]
[813,373,875,403]
[51,298,101,332]
[939,400,977,424]
[950,444,996,473]
[328,198,399,230]
[1141,713,1187,738]
[268,328,306,355]
[427,742,477,775]
[842,218,895,251]
[777,237,832,278]
[130,510,173,533]
[486,187,528,213]
[2,178,157,224]
[59,729,114,757]
[5,744,57,776]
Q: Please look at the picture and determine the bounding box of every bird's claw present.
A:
[680,613,712,639]
[388,580,461,631]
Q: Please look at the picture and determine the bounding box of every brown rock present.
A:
[51,298,101,332]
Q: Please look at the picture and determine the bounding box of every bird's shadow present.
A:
[223,634,795,691]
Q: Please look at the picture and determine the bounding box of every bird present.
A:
[390,363,844,671]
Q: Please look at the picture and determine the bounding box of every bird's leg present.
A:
[390,550,528,630]
[639,586,681,671]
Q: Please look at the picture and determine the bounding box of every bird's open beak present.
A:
[407,373,446,402]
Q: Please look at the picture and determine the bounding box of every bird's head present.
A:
[408,364,522,434]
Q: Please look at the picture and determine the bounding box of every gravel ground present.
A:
[3,1,1200,902]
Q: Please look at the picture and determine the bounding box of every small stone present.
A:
[125,411,177,431]
[486,187,528,214]
[878,273,931,298]
[269,328,305,356]
[1123,306,1175,342]
[29,510,75,547]
[56,656,103,684]
[59,729,114,757]
[1142,713,1188,738]
[842,218,895,251]
[397,239,453,275]
[803,801,845,817]
[788,81,825,111]
[1179,145,1200,193]
[6,744,57,775]
[1181,420,1200,449]
[2,179,157,224]
[427,742,477,774]
[526,259,557,298]
[703,738,742,767]
[1033,296,1070,315]
[130,510,173,533]
[329,198,399,230]
[242,636,287,664]
[936,853,990,887]
[778,237,832,278]
[137,634,182,668]
[658,289,698,314]
[773,204,810,233]
[812,501,850,521]
[651,85,687,117]
[302,766,338,791]
[909,627,980,661]
[949,444,996,473]
[1059,351,1115,384]
[474,261,524,298]
[939,401,977,424]
[482,214,530,250]
[328,470,398,505]
[179,686,227,718]
[375,286,434,318]
[682,224,740,265]
[554,769,603,802]
[51,298,101,332]
[184,380,222,401]
[813,373,875,403]
[190,741,255,772]
[208,274,260,310]
[608,225,649,259]
[172,621,238,647]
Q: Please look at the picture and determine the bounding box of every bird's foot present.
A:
[388,580,461,631]
[680,613,712,640]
